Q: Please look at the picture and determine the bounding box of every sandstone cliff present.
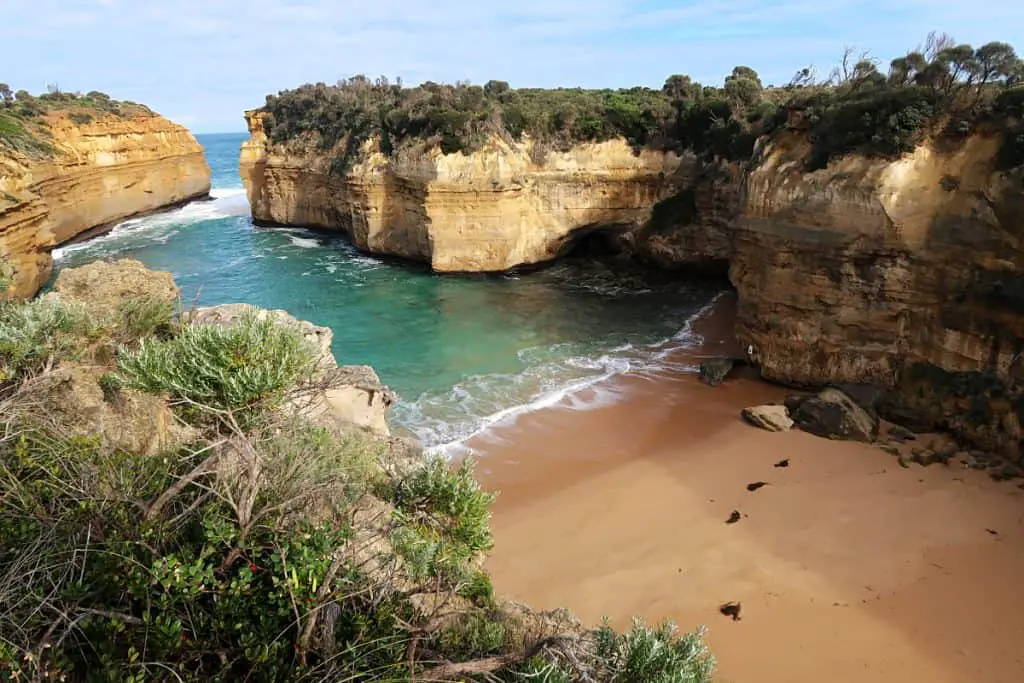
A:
[241,111,682,271]
[0,111,211,298]
[732,131,1024,455]
[240,107,1024,456]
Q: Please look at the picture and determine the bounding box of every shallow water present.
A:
[51,133,723,452]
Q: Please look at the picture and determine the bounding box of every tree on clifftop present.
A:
[0,84,12,108]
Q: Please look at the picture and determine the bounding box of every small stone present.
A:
[887,425,916,443]
[741,405,794,432]
[912,449,939,467]
[991,465,1021,482]
[700,358,737,387]
[879,444,901,457]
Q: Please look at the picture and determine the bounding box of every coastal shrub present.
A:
[0,420,413,682]
[117,312,316,417]
[805,86,940,169]
[115,295,176,342]
[435,611,508,660]
[390,457,496,586]
[0,299,93,385]
[594,618,715,682]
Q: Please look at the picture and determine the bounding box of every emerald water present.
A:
[52,133,723,453]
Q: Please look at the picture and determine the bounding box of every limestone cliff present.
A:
[732,131,1024,455]
[0,111,211,298]
[241,111,682,271]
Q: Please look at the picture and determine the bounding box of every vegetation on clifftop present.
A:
[0,84,154,158]
[258,33,1023,172]
[0,261,715,682]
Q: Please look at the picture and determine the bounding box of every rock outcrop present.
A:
[0,111,210,298]
[240,106,1024,456]
[241,111,682,272]
[733,131,1024,456]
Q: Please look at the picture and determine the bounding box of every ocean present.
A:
[51,132,723,454]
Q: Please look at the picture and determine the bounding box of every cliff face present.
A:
[0,112,211,298]
[732,132,1024,454]
[240,108,1024,454]
[241,112,682,271]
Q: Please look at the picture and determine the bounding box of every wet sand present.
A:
[468,296,1024,683]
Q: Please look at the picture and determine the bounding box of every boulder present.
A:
[741,405,793,432]
[790,387,879,442]
[47,259,178,320]
[700,357,738,386]
[38,362,196,456]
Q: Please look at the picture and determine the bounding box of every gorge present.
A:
[241,73,1024,459]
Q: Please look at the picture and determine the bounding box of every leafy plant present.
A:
[594,618,715,682]
[115,295,175,342]
[390,457,496,586]
[117,312,316,417]
[0,299,93,385]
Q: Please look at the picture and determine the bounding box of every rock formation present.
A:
[241,111,683,272]
[0,111,210,298]
[732,131,1024,456]
[240,110,1024,457]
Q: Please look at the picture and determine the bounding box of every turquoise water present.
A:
[52,133,723,452]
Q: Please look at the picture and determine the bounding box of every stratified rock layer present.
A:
[241,112,683,272]
[733,132,1024,455]
[0,112,210,298]
[240,108,1024,455]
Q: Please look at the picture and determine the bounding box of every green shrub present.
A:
[390,457,496,586]
[806,86,940,169]
[117,313,315,417]
[0,423,410,682]
[115,295,175,341]
[0,299,94,385]
[68,111,94,125]
[436,611,507,660]
[594,617,715,682]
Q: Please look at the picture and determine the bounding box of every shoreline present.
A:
[468,295,1024,682]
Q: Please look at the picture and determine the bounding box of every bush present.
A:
[117,312,316,417]
[805,86,940,169]
[68,111,94,125]
[115,295,175,342]
[390,457,495,586]
[594,618,715,682]
[0,299,93,385]
[0,422,407,682]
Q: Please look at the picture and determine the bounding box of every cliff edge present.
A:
[241,110,682,271]
[0,102,211,298]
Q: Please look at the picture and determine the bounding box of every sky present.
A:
[4,0,1024,133]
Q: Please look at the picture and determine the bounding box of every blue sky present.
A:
[4,0,1024,133]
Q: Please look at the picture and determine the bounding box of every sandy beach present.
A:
[468,297,1024,683]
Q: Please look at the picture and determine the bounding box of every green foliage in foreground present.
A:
[0,299,94,384]
[595,618,715,682]
[0,288,716,682]
[117,312,316,417]
[391,457,496,586]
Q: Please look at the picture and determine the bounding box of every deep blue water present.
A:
[52,133,721,451]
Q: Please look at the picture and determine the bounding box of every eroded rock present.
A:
[700,357,738,386]
[789,387,879,442]
[741,404,793,432]
[47,258,178,319]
